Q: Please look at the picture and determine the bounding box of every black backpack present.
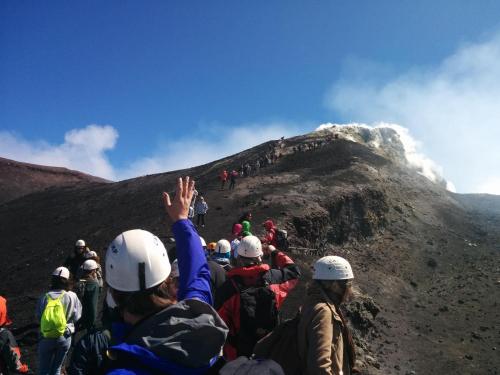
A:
[275,229,289,252]
[231,277,280,357]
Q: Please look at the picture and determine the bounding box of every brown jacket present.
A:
[297,283,351,375]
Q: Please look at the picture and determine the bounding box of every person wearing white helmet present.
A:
[36,266,82,375]
[74,260,101,331]
[297,256,356,375]
[211,239,232,271]
[214,235,301,360]
[64,239,90,279]
[103,177,228,374]
[83,250,104,287]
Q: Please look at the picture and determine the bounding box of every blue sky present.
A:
[2,1,500,193]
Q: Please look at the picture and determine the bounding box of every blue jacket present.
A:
[106,220,227,375]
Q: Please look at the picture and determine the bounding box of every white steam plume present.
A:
[326,31,500,194]
[316,122,454,191]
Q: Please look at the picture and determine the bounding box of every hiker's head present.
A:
[105,229,176,323]
[240,212,252,222]
[207,242,217,254]
[75,239,86,255]
[263,220,275,231]
[313,256,354,304]
[236,236,263,266]
[51,266,71,290]
[84,250,100,263]
[215,239,231,258]
[81,259,99,279]
[232,223,243,237]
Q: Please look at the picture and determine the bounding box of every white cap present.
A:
[75,239,86,247]
[215,239,231,254]
[170,259,179,278]
[105,229,171,292]
[52,266,70,280]
[85,251,97,259]
[200,236,207,248]
[237,236,263,258]
[82,259,99,271]
[313,256,354,280]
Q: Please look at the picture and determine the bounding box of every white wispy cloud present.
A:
[326,31,500,194]
[0,125,118,180]
[0,122,301,181]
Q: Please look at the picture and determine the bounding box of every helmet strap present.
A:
[138,262,146,291]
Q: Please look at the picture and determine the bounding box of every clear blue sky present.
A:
[2,1,500,191]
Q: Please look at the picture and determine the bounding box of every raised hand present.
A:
[163,177,195,222]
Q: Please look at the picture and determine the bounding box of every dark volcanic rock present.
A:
[1,132,500,374]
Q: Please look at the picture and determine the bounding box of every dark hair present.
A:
[111,279,176,317]
[238,212,252,223]
[51,276,71,291]
[236,255,262,267]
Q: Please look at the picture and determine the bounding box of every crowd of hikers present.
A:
[1,175,356,375]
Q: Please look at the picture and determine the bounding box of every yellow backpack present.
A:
[40,293,67,338]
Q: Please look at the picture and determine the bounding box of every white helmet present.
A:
[237,236,263,258]
[82,259,98,271]
[313,256,354,280]
[52,266,70,280]
[215,239,231,254]
[170,259,179,278]
[105,229,171,292]
[200,236,207,248]
[75,239,86,247]
[85,251,97,259]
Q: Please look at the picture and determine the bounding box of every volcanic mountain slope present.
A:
[0,157,109,205]
[1,128,499,374]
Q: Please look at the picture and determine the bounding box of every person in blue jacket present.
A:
[103,176,228,375]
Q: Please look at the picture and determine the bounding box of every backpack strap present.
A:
[55,291,65,301]
[229,277,241,293]
[47,291,66,301]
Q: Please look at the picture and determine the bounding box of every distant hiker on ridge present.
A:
[220,170,228,190]
[194,195,209,228]
[229,169,238,190]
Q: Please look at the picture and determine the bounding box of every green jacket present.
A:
[241,220,252,236]
[75,279,100,331]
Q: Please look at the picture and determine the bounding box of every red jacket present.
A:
[220,170,228,181]
[214,252,300,360]
[0,297,29,374]
[263,220,278,247]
